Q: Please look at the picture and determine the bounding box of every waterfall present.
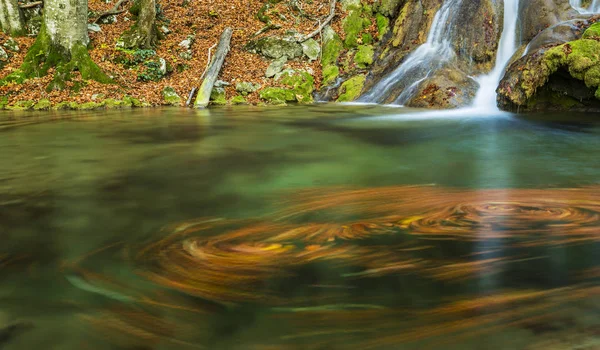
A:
[471,0,520,111]
[571,0,600,13]
[359,0,463,104]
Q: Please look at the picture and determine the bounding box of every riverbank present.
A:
[0,0,384,110]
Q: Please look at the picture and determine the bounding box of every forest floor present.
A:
[0,0,348,107]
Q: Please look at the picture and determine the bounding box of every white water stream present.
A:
[359,0,463,104]
[571,0,600,13]
[471,0,520,111]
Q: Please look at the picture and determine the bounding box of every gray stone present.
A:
[301,39,320,61]
[245,37,303,59]
[341,0,361,11]
[179,35,195,50]
[214,80,231,88]
[235,82,261,95]
[161,25,171,35]
[87,23,102,32]
[3,38,19,52]
[265,56,287,78]
[158,58,167,76]
[0,46,8,61]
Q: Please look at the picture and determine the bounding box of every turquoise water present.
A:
[0,106,598,349]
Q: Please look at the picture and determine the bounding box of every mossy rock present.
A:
[210,87,227,105]
[377,0,403,17]
[322,26,344,67]
[336,74,366,102]
[162,86,182,106]
[245,37,303,59]
[279,70,315,103]
[33,99,52,110]
[343,9,364,48]
[259,87,296,104]
[7,100,35,111]
[230,95,248,105]
[355,45,374,68]
[123,95,143,107]
[376,14,390,40]
[582,22,600,40]
[322,65,340,86]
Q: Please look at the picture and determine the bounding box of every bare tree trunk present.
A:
[195,28,232,108]
[0,0,25,36]
[2,0,111,90]
[117,0,158,49]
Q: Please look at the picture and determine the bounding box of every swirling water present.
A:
[0,106,599,350]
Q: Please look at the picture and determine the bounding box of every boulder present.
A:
[266,56,287,78]
[245,37,303,59]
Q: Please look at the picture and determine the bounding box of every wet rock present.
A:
[301,39,320,61]
[518,0,580,43]
[525,19,591,55]
[235,82,261,95]
[322,65,340,86]
[406,68,478,109]
[266,56,287,78]
[498,22,600,112]
[245,37,303,59]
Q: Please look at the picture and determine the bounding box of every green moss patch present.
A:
[336,74,366,102]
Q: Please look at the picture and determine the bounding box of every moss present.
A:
[322,65,340,86]
[259,87,296,104]
[0,96,8,109]
[162,86,182,105]
[77,102,106,110]
[280,70,314,103]
[582,22,600,39]
[376,13,390,40]
[104,98,131,109]
[123,95,143,107]
[7,100,35,110]
[322,29,344,67]
[342,10,364,48]
[230,95,247,105]
[1,24,112,90]
[33,99,52,110]
[361,33,373,45]
[354,45,374,68]
[210,87,227,105]
[336,74,366,102]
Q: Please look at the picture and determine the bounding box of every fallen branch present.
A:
[296,0,336,42]
[93,0,129,24]
[200,42,218,80]
[19,1,43,9]
[194,27,233,108]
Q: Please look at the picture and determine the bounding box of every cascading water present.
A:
[359,0,463,104]
[571,0,600,13]
[471,0,520,111]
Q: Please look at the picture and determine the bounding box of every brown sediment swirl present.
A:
[133,186,600,305]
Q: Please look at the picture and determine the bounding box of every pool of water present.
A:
[0,105,599,349]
